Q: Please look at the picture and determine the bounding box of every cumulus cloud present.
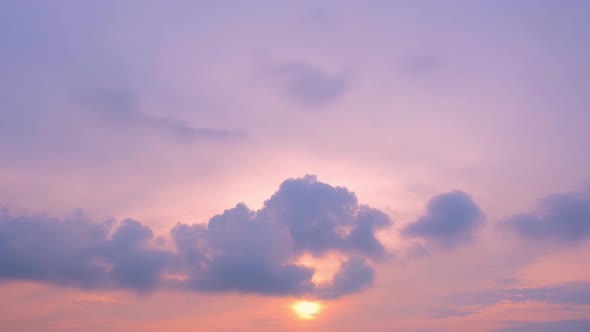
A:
[0,210,169,292]
[402,191,484,248]
[0,175,392,299]
[500,189,590,244]
[260,176,391,258]
[171,175,391,298]
[317,257,375,299]
[266,61,349,106]
[170,202,315,296]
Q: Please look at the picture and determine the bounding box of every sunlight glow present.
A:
[292,301,321,320]
[295,252,347,283]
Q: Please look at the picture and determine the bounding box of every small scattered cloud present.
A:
[397,53,444,77]
[402,191,484,249]
[500,189,590,244]
[264,61,350,106]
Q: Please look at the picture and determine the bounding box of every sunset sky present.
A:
[1,1,590,331]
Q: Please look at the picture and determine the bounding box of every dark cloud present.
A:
[171,203,315,296]
[402,191,484,248]
[500,189,590,244]
[268,61,349,106]
[100,219,170,292]
[171,175,391,298]
[260,176,391,258]
[489,320,590,332]
[454,280,590,307]
[515,281,590,305]
[0,210,169,292]
[0,175,391,299]
[317,257,375,299]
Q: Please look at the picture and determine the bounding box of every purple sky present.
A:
[1,1,590,331]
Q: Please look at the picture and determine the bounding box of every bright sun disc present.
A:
[293,301,321,319]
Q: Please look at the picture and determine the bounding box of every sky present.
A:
[1,0,590,331]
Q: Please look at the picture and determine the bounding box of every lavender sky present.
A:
[1,1,590,331]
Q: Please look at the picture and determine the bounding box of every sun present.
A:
[292,301,321,320]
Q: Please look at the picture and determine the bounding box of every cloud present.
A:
[402,191,484,248]
[428,308,475,318]
[100,219,170,292]
[266,61,349,106]
[500,189,590,244]
[397,53,444,77]
[515,281,590,305]
[171,202,315,296]
[317,257,375,299]
[489,320,590,332]
[0,175,392,299]
[171,175,391,298]
[76,89,244,142]
[0,210,169,292]
[260,175,391,258]
[454,280,590,307]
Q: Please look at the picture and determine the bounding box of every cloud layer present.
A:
[0,176,391,299]
[490,320,590,332]
[0,211,168,292]
[76,89,243,142]
[455,280,590,307]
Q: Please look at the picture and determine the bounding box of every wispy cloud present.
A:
[263,61,350,106]
[489,320,590,332]
[76,89,245,142]
[454,280,590,307]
